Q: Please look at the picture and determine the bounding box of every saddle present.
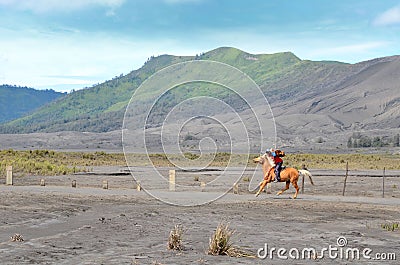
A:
[268,166,286,174]
[265,166,286,181]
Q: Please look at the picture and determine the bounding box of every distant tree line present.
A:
[347,132,400,148]
[0,84,62,94]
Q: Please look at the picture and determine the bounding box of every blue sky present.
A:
[0,0,399,92]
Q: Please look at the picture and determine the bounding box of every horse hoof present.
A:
[255,193,260,197]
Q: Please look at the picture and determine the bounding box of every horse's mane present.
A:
[263,152,275,167]
[265,151,273,156]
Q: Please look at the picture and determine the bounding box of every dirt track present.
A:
[0,168,399,264]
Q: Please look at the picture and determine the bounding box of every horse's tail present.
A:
[298,169,314,185]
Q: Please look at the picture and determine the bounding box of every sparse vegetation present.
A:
[10,234,24,242]
[347,133,400,148]
[184,152,200,160]
[167,224,185,251]
[2,150,400,177]
[207,222,254,258]
[381,222,399,232]
[283,153,400,170]
[0,149,125,176]
[242,176,250,182]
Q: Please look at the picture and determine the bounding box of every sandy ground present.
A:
[0,167,399,264]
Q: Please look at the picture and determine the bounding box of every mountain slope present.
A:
[0,55,192,133]
[0,85,65,124]
[0,47,302,133]
[0,47,399,151]
[302,56,400,129]
[266,55,400,148]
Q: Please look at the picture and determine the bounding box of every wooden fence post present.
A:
[342,161,348,196]
[136,181,141,191]
[72,180,77,188]
[200,181,206,192]
[169,170,176,191]
[6,166,13,185]
[102,180,108,189]
[40,179,46,186]
[301,174,305,194]
[233,182,239,194]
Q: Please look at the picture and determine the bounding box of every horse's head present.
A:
[253,155,263,164]
[253,153,275,167]
[253,154,267,164]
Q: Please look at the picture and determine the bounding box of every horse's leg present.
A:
[255,180,268,197]
[292,180,299,199]
[276,181,290,196]
[267,170,275,183]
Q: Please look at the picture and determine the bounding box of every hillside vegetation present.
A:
[1,47,399,152]
[0,47,327,133]
[0,85,64,124]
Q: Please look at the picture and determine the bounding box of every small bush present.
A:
[381,222,399,232]
[10,234,24,242]
[208,222,254,258]
[184,152,200,160]
[167,224,185,251]
[208,222,234,256]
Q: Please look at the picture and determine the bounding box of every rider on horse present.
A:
[268,148,284,182]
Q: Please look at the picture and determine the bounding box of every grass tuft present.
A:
[168,224,185,251]
[207,222,255,258]
[10,234,24,242]
[381,222,399,232]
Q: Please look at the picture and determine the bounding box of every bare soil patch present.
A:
[0,167,399,264]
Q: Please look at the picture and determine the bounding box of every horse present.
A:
[253,152,314,199]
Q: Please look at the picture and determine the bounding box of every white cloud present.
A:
[0,0,125,13]
[0,31,140,90]
[373,5,400,26]
[0,28,202,91]
[310,41,390,56]
[301,41,393,63]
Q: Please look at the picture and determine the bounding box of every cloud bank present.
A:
[0,0,125,13]
[373,5,400,26]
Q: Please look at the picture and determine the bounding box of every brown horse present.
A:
[253,153,314,199]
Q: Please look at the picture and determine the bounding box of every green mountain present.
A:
[0,47,303,133]
[2,47,398,137]
[0,85,65,124]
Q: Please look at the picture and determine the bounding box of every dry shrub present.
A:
[381,222,399,232]
[207,222,255,258]
[168,224,185,251]
[242,176,250,182]
[10,234,24,242]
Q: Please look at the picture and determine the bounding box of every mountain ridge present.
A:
[0,85,65,124]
